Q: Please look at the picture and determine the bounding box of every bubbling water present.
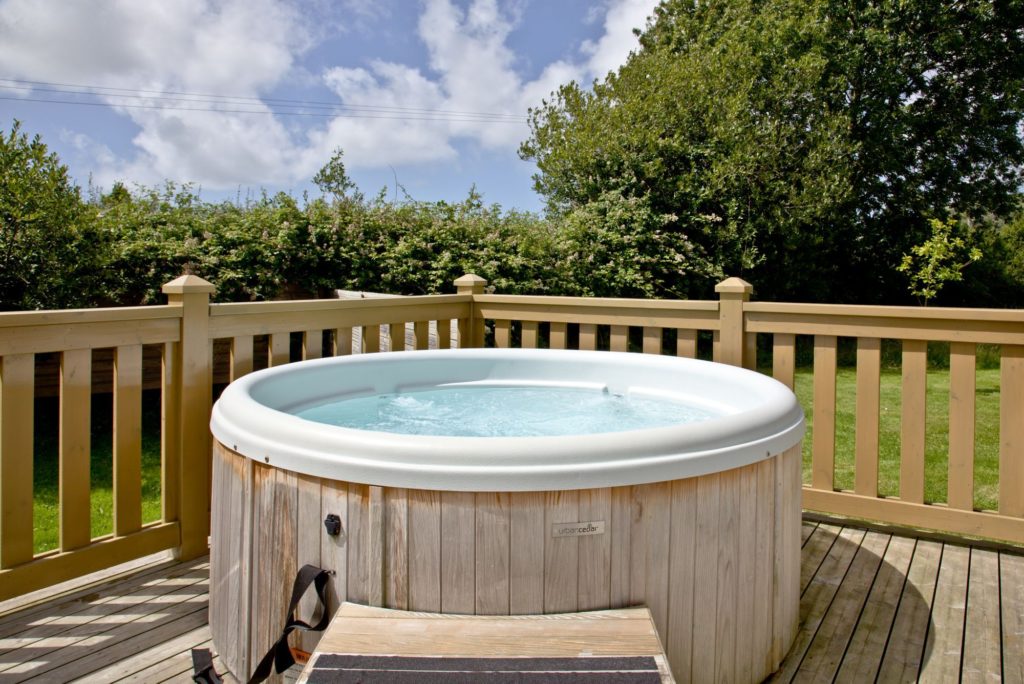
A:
[295,385,715,437]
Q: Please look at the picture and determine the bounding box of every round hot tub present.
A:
[209,349,804,683]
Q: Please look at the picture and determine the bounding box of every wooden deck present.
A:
[0,520,1020,683]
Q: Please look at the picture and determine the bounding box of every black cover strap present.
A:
[191,564,332,684]
[248,564,333,683]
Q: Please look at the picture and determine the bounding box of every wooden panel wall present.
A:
[211,443,800,684]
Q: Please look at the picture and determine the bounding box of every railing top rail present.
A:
[0,304,182,329]
[745,301,1024,324]
[208,293,468,317]
[475,294,718,311]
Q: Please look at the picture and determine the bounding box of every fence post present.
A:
[454,274,488,349]
[716,277,753,368]
[163,275,216,560]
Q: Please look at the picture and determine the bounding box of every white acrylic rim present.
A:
[210,348,805,491]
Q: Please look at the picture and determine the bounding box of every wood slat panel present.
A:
[475,493,510,614]
[387,323,404,352]
[714,472,738,684]
[643,483,672,645]
[408,489,441,612]
[948,342,976,511]
[855,337,881,498]
[368,485,385,607]
[666,478,697,680]
[608,486,631,609]
[296,474,323,653]
[643,327,661,355]
[544,491,579,614]
[384,488,408,610]
[363,326,380,354]
[320,481,348,629]
[901,340,927,504]
[755,459,776,677]
[440,491,475,614]
[734,466,757,683]
[436,320,451,349]
[1000,345,1024,517]
[60,348,92,551]
[691,473,720,678]
[812,335,837,491]
[269,332,289,366]
[0,353,34,569]
[334,327,353,356]
[509,492,544,615]
[579,323,597,351]
[610,326,628,352]
[549,322,567,350]
[303,330,323,359]
[494,320,511,348]
[772,333,796,390]
[413,321,430,350]
[577,488,611,612]
[676,329,697,359]
[230,335,253,381]
[113,345,142,537]
[160,342,180,525]
[521,321,539,349]
[346,484,369,604]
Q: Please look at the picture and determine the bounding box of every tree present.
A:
[0,120,100,310]
[313,148,358,201]
[521,0,1024,303]
[897,217,983,305]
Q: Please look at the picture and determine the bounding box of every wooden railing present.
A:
[2,272,1023,601]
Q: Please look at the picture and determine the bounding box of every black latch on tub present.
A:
[324,514,342,536]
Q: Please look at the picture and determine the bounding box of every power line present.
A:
[0,78,529,123]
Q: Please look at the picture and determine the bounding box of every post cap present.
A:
[162,274,216,295]
[714,277,754,297]
[454,274,488,294]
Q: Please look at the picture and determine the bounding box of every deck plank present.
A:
[1002,552,1024,684]
[833,534,916,683]
[0,521,1017,683]
[962,549,1002,683]
[919,544,970,683]
[792,530,890,682]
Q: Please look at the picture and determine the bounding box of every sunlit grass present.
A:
[794,368,1000,511]
[33,392,163,554]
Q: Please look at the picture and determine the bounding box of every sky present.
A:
[0,0,660,213]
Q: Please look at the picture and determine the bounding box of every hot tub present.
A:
[209,348,804,683]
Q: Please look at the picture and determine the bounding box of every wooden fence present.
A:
[1,273,1023,600]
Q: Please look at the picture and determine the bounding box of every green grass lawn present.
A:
[793,367,1001,511]
[32,392,164,554]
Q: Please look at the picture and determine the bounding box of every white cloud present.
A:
[582,0,660,79]
[0,0,658,191]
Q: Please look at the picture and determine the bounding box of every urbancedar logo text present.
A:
[551,521,606,538]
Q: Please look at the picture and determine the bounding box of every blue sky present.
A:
[0,0,659,213]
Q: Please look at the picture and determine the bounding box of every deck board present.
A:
[0,520,1018,683]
